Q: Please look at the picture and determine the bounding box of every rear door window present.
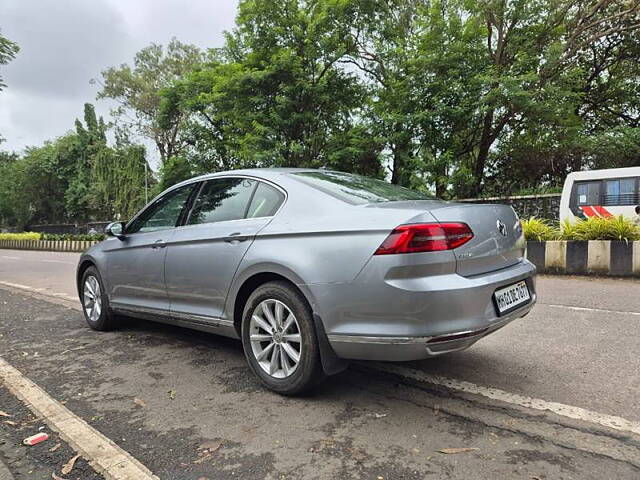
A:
[187,178,257,225]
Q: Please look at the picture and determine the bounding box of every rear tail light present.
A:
[374,223,473,255]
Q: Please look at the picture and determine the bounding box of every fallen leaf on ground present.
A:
[49,443,61,452]
[437,448,479,454]
[4,420,17,426]
[133,397,147,408]
[61,454,80,474]
[52,473,68,480]
[167,390,176,400]
[0,410,10,417]
[194,440,223,464]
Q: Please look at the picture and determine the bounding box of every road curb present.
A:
[0,358,159,480]
[0,239,97,253]
[527,240,640,277]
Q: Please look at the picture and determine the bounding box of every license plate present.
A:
[493,281,530,315]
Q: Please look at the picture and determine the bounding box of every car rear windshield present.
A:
[290,171,433,205]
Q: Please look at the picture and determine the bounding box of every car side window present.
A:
[126,184,195,234]
[247,182,285,218]
[187,178,256,225]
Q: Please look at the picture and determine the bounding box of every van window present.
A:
[576,182,601,205]
[604,178,637,206]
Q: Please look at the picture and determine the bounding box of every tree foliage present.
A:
[0,29,19,92]
[97,38,206,164]
[0,104,152,228]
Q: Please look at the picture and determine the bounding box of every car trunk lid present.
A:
[427,203,525,276]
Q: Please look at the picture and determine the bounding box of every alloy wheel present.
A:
[249,299,302,379]
[83,275,102,323]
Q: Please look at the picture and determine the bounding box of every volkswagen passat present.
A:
[77,169,536,394]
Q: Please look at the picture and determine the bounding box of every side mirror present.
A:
[105,222,126,240]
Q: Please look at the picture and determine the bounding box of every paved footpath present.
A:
[0,249,639,479]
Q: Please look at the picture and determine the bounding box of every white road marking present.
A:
[0,281,35,291]
[544,303,640,317]
[41,259,75,265]
[0,358,159,480]
[1,255,20,260]
[369,363,640,437]
[0,281,77,304]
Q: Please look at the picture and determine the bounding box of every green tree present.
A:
[161,0,374,176]
[0,29,19,92]
[65,104,109,221]
[155,155,192,194]
[445,0,640,196]
[0,151,30,228]
[97,38,205,164]
[334,0,430,186]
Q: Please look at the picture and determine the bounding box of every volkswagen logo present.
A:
[497,220,507,237]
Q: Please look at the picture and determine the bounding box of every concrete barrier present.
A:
[527,240,640,277]
[0,239,98,253]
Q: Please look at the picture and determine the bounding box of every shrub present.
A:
[0,232,41,241]
[41,233,105,241]
[521,217,557,241]
[560,216,640,242]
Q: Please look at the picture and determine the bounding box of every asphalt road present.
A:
[0,249,639,479]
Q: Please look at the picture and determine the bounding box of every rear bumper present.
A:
[307,259,536,361]
[326,301,533,361]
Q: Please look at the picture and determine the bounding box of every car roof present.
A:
[171,168,336,189]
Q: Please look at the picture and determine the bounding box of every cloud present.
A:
[0,0,238,153]
[1,0,131,99]
[106,0,238,50]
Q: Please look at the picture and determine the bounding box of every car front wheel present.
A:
[241,281,325,395]
[80,266,118,331]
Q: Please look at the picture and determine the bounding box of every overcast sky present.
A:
[0,0,239,157]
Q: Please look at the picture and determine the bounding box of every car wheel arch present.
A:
[77,259,97,295]
[231,271,311,337]
[231,271,348,376]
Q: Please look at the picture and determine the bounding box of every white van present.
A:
[559,166,640,225]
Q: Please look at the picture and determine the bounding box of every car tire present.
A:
[241,281,325,395]
[80,266,118,331]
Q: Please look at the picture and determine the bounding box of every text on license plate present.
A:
[494,281,530,315]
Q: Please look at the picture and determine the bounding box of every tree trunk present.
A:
[391,134,412,186]
[472,109,495,197]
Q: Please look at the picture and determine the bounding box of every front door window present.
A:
[127,185,195,234]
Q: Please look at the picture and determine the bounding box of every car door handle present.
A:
[223,232,249,243]
[151,240,166,249]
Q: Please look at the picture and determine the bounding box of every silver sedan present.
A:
[77,169,536,394]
